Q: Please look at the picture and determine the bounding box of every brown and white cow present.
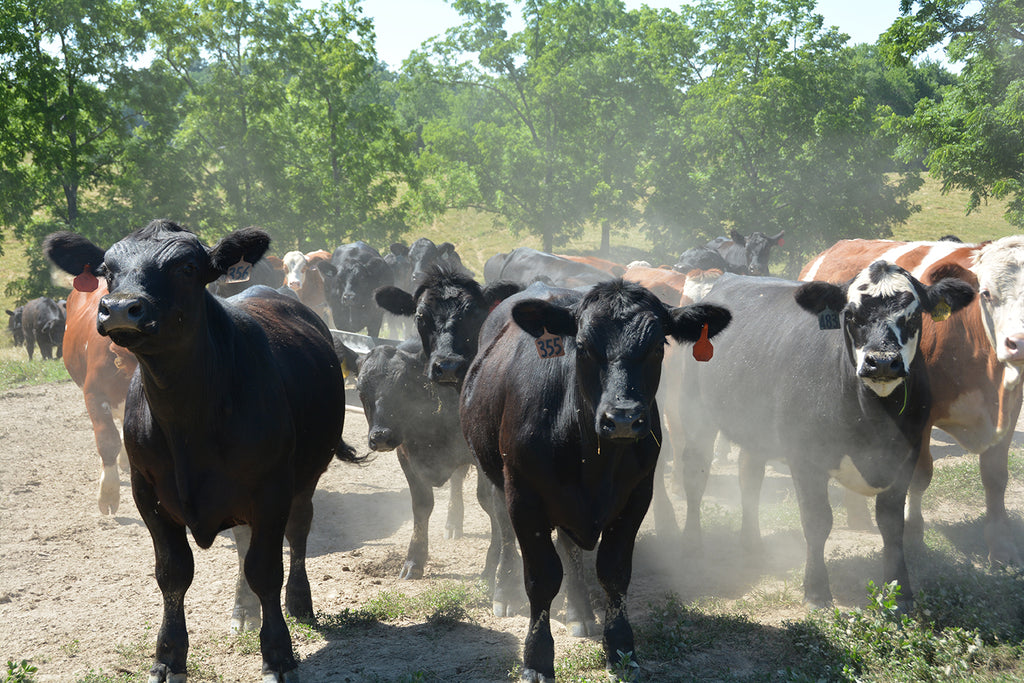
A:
[282,249,332,324]
[800,237,1024,566]
[63,285,138,515]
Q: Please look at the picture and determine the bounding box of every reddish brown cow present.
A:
[282,249,332,324]
[63,285,138,515]
[800,237,1024,566]
[557,254,627,277]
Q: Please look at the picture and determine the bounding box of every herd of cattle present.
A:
[1,221,1020,681]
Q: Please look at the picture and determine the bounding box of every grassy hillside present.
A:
[0,175,1018,330]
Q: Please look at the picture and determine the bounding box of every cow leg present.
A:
[681,429,716,548]
[445,462,470,539]
[132,469,193,682]
[284,486,317,622]
[476,470,501,588]
[555,530,596,637]
[85,392,124,515]
[491,481,525,617]
[510,492,561,682]
[244,514,299,681]
[903,435,932,547]
[979,433,1022,566]
[875,481,914,612]
[650,454,680,538]
[843,489,875,531]
[595,476,651,673]
[789,466,833,608]
[398,448,433,580]
[40,341,52,360]
[738,448,765,554]
[25,332,35,360]
[231,525,262,633]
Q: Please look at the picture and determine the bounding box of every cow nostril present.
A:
[128,303,143,319]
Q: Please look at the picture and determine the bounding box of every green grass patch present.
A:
[0,355,70,390]
[316,580,488,634]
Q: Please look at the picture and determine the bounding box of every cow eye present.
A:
[980,289,994,303]
[178,262,197,278]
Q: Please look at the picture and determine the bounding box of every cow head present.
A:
[971,236,1024,367]
[375,268,521,385]
[385,242,413,291]
[795,260,975,397]
[407,238,471,290]
[730,229,784,276]
[512,280,731,441]
[356,344,434,452]
[319,248,393,334]
[6,306,24,347]
[43,220,270,353]
[282,250,308,292]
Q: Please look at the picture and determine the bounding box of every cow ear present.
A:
[666,303,731,343]
[482,281,522,309]
[317,261,337,278]
[438,242,456,256]
[43,231,107,277]
[332,338,362,379]
[207,227,271,283]
[512,299,577,338]
[375,286,416,316]
[389,242,409,257]
[924,262,978,288]
[794,281,849,316]
[729,229,746,246]
[924,277,976,317]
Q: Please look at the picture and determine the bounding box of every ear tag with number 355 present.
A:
[818,307,840,330]
[931,299,952,322]
[225,258,252,284]
[534,329,565,359]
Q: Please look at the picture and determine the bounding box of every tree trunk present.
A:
[600,220,610,258]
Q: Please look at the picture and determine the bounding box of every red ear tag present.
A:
[225,259,252,284]
[534,329,565,359]
[74,264,99,293]
[777,238,784,247]
[692,323,713,362]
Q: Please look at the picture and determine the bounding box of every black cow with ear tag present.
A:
[44,219,361,683]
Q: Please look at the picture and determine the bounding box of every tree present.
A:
[0,0,148,300]
[883,1,1024,227]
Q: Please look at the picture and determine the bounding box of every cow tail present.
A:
[334,437,367,464]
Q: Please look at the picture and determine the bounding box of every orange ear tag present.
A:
[692,323,713,362]
[74,264,99,293]
[534,329,565,359]
[225,259,252,284]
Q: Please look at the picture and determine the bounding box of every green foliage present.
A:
[0,358,70,391]
[2,660,37,683]
[316,581,485,634]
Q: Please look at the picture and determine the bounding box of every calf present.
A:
[44,220,359,682]
[62,285,139,514]
[356,338,489,579]
[461,279,730,680]
[801,238,1024,566]
[675,263,974,609]
[19,296,66,360]
[706,229,784,275]
[320,241,394,336]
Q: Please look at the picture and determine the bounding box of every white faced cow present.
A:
[675,262,974,610]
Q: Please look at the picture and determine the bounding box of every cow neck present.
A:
[133,292,225,411]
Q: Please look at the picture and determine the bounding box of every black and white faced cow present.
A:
[44,220,360,682]
[461,280,731,682]
[707,229,784,276]
[356,338,493,580]
[675,262,974,610]
[320,241,394,337]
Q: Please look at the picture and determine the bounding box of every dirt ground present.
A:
[1,379,1021,682]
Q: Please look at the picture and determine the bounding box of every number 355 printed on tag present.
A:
[534,330,565,358]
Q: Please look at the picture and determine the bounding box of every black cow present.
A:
[356,338,492,579]
[320,241,394,337]
[407,237,472,290]
[375,268,520,386]
[208,252,286,297]
[706,229,784,276]
[6,305,24,347]
[483,247,613,288]
[673,246,728,273]
[44,220,360,682]
[460,279,731,681]
[18,297,66,360]
[674,263,974,610]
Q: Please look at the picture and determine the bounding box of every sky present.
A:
[358,0,912,71]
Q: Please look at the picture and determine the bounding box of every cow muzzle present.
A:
[857,350,907,397]
[429,356,467,384]
[368,427,400,452]
[1001,333,1024,365]
[597,404,648,441]
[97,294,156,341]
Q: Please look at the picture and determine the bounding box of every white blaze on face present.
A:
[973,236,1024,367]
[846,264,922,397]
[282,251,307,291]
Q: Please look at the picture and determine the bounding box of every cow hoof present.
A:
[493,600,518,617]
[263,670,300,683]
[231,608,261,633]
[118,450,130,472]
[148,664,186,683]
[398,561,424,580]
[521,668,553,682]
[804,597,834,611]
[566,619,598,637]
[445,525,463,539]
[98,465,120,515]
[986,532,1022,568]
